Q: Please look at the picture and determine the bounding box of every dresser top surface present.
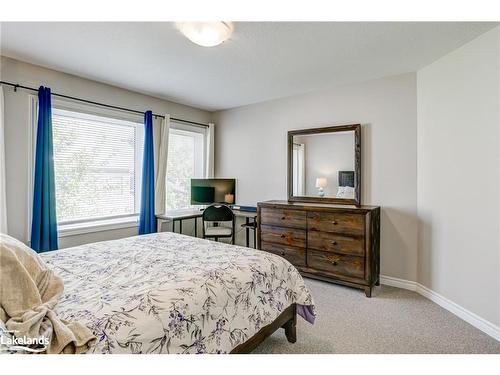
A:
[258,200,379,212]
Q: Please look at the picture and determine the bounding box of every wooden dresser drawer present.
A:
[307,249,365,279]
[308,231,365,256]
[260,225,306,248]
[307,211,365,236]
[260,241,306,267]
[260,207,306,229]
[258,201,380,297]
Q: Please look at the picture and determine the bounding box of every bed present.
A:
[39,232,315,354]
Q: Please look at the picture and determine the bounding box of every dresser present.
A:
[257,200,380,297]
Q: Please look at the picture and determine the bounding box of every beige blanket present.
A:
[0,234,95,354]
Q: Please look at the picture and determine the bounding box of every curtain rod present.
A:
[0,80,209,128]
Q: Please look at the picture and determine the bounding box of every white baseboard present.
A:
[380,275,500,342]
[379,275,417,291]
[415,283,500,342]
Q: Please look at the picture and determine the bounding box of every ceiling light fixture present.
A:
[176,22,233,47]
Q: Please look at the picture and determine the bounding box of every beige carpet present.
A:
[253,279,500,354]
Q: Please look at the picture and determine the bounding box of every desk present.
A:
[157,209,203,236]
[156,208,257,246]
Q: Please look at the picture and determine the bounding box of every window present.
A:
[51,108,143,226]
[292,143,305,196]
[166,124,206,210]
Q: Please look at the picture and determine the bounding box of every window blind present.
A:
[52,109,142,223]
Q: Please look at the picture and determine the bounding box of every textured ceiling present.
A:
[0,22,497,111]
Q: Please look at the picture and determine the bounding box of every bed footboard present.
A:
[282,308,297,343]
[230,303,297,354]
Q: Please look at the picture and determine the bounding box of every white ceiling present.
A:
[0,22,497,111]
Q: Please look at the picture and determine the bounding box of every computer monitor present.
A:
[191,179,236,205]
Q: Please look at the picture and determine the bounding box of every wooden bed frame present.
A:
[230,303,297,353]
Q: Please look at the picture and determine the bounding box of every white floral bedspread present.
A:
[40,232,315,354]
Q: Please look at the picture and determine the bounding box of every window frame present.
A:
[165,120,208,211]
[28,96,145,238]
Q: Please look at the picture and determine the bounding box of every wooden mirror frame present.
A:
[287,124,361,206]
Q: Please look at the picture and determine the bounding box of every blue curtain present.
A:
[31,86,58,252]
[139,110,157,234]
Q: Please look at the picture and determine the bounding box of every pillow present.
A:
[336,186,355,199]
[336,186,347,198]
[343,186,355,199]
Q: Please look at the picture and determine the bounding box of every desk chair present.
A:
[202,204,235,244]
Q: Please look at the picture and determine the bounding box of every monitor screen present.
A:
[191,179,236,205]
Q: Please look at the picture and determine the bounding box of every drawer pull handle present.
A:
[331,240,337,245]
[327,256,341,266]
[332,220,338,225]
[280,251,285,256]
[281,216,286,220]
[280,234,286,238]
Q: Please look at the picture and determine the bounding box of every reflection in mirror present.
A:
[292,142,305,196]
[291,131,355,200]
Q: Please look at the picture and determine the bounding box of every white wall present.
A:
[417,26,500,326]
[1,56,211,248]
[213,73,418,281]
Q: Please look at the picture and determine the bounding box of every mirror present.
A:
[287,124,361,205]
